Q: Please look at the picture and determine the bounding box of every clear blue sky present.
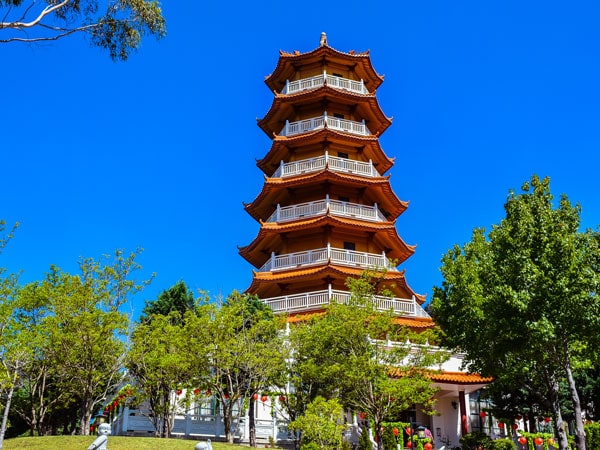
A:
[2,1,599,316]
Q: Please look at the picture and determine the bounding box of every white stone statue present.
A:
[87,423,111,450]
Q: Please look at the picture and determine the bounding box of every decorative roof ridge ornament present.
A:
[319,32,328,47]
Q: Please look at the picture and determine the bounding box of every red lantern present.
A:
[406,427,412,435]
[393,427,399,436]
[253,393,259,400]
[193,388,201,395]
[406,441,412,448]
[479,411,487,418]
[544,416,551,423]
[498,422,505,429]
[176,389,182,396]
[224,394,230,400]
[425,443,433,450]
[534,437,543,446]
[279,395,286,402]
[206,389,212,396]
[359,412,366,419]
[261,394,268,402]
[512,424,519,431]
[519,437,527,445]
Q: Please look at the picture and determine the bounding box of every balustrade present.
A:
[280,114,370,137]
[261,288,430,318]
[271,153,379,178]
[266,197,385,223]
[281,72,369,95]
[259,245,392,272]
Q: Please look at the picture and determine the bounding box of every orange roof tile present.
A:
[239,215,415,268]
[257,87,391,137]
[244,170,407,222]
[266,45,383,92]
[247,265,424,302]
[428,371,493,384]
[256,128,395,176]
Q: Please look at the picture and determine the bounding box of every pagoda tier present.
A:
[257,87,392,138]
[242,35,425,318]
[239,214,415,268]
[265,45,384,93]
[247,264,422,303]
[244,170,407,222]
[256,128,396,176]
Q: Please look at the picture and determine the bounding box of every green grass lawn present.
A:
[3,435,245,450]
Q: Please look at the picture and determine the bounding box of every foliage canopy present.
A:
[0,0,166,60]
[431,175,600,450]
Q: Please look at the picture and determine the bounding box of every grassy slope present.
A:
[3,436,244,450]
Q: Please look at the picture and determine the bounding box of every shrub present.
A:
[300,443,321,450]
[382,426,397,450]
[585,422,600,450]
[460,431,494,450]
[358,425,372,450]
[491,438,516,450]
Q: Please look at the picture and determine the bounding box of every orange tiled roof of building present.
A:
[257,128,395,175]
[244,170,407,222]
[428,371,493,384]
[266,44,383,92]
[238,215,415,268]
[247,265,425,304]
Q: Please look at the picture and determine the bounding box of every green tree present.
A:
[0,277,26,450]
[184,292,285,444]
[0,0,166,60]
[6,281,65,437]
[431,175,600,450]
[139,280,196,324]
[0,220,20,450]
[288,396,345,450]
[37,249,152,435]
[288,272,444,450]
[127,312,192,437]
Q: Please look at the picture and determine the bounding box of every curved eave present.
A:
[246,264,419,300]
[428,371,493,385]
[257,86,391,138]
[392,316,436,330]
[286,312,435,333]
[239,215,415,267]
[388,368,492,386]
[245,170,408,222]
[256,128,395,175]
[266,45,384,92]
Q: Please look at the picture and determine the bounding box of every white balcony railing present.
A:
[271,152,380,178]
[281,72,369,95]
[261,288,430,318]
[280,113,370,137]
[259,244,394,272]
[266,196,386,223]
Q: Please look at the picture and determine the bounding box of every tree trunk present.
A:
[79,400,93,436]
[374,416,384,450]
[548,377,569,450]
[249,395,256,447]
[0,373,17,450]
[564,354,586,450]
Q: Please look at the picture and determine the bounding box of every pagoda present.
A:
[240,33,431,325]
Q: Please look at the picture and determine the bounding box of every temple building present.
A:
[110,35,492,446]
[240,33,492,447]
